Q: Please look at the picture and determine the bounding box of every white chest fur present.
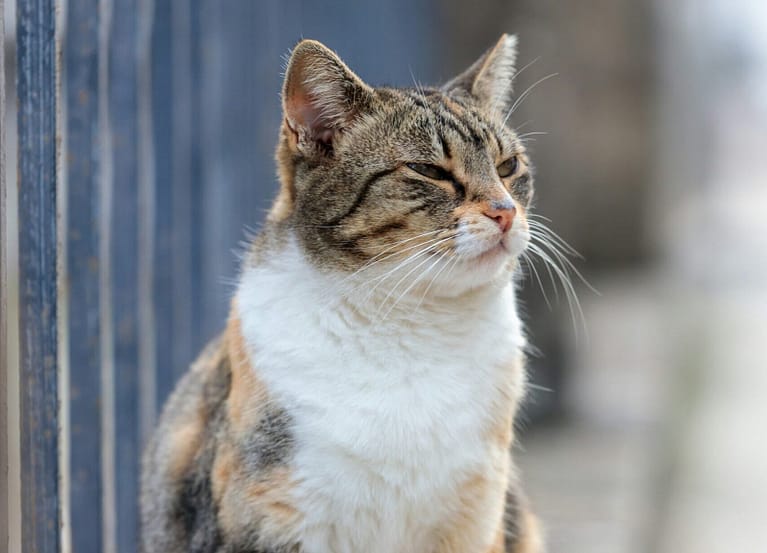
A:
[236,242,525,553]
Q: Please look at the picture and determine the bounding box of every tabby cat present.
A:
[141,35,543,553]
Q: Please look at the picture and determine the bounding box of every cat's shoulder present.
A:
[142,313,303,552]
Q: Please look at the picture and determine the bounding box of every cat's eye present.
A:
[497,157,519,178]
[406,162,451,181]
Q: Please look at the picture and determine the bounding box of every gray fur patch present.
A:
[241,405,295,471]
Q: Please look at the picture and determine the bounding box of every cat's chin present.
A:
[473,242,509,264]
[451,233,530,289]
[424,246,516,297]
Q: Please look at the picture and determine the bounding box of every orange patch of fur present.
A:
[441,95,467,118]
[509,511,544,553]
[435,470,509,553]
[482,355,525,450]
[211,442,236,503]
[164,411,205,480]
[245,467,300,523]
[269,128,297,222]
[225,309,269,432]
[489,525,507,553]
[489,409,514,450]
[217,463,302,546]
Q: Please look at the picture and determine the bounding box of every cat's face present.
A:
[272,36,532,295]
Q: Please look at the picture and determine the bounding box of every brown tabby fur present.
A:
[142,35,543,553]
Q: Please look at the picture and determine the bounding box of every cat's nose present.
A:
[482,200,516,233]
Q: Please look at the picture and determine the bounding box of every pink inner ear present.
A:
[288,91,334,144]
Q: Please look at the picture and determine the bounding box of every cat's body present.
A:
[142,36,543,553]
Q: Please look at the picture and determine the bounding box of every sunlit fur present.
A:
[142,35,546,553]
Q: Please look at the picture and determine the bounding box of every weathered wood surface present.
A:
[17,0,60,551]
[108,1,142,550]
[0,2,9,550]
[64,1,104,551]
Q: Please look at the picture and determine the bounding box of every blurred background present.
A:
[2,0,767,552]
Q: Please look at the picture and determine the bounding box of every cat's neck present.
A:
[235,233,523,407]
[239,231,516,327]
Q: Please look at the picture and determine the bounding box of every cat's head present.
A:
[272,35,533,295]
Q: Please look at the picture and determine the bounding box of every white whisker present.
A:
[380,248,452,320]
[360,235,454,302]
[376,238,455,316]
[527,220,581,257]
[516,131,548,140]
[337,230,445,287]
[529,231,598,295]
[512,56,540,85]
[521,251,552,309]
[527,242,587,341]
[503,73,559,126]
[414,250,455,311]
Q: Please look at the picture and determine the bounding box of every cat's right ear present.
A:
[282,40,374,155]
[442,34,518,117]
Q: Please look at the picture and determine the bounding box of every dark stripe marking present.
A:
[438,105,485,146]
[325,168,398,225]
[438,130,452,159]
[402,89,428,109]
[344,219,408,244]
[504,488,522,551]
[437,114,473,144]
[403,175,465,203]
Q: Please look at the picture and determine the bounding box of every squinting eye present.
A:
[406,162,451,181]
[497,156,519,178]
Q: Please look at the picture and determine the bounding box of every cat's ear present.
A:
[442,34,518,116]
[282,40,374,154]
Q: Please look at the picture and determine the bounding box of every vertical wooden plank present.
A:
[170,0,195,384]
[0,2,8,550]
[197,0,277,345]
[107,0,141,550]
[187,0,205,355]
[136,0,157,446]
[149,0,200,406]
[16,0,61,551]
[63,1,103,551]
[150,0,176,407]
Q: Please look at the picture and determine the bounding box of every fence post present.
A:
[108,0,141,549]
[0,2,8,549]
[149,0,176,408]
[64,1,104,551]
[16,0,61,551]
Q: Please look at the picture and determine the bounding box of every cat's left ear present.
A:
[282,40,374,154]
[442,34,518,116]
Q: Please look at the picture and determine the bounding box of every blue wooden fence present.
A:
[17,1,60,552]
[12,1,439,551]
[64,0,103,551]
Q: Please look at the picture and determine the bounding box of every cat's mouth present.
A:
[460,228,528,270]
[460,237,513,272]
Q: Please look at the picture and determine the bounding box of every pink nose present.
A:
[483,202,516,233]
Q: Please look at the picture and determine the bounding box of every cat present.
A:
[141,35,543,553]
